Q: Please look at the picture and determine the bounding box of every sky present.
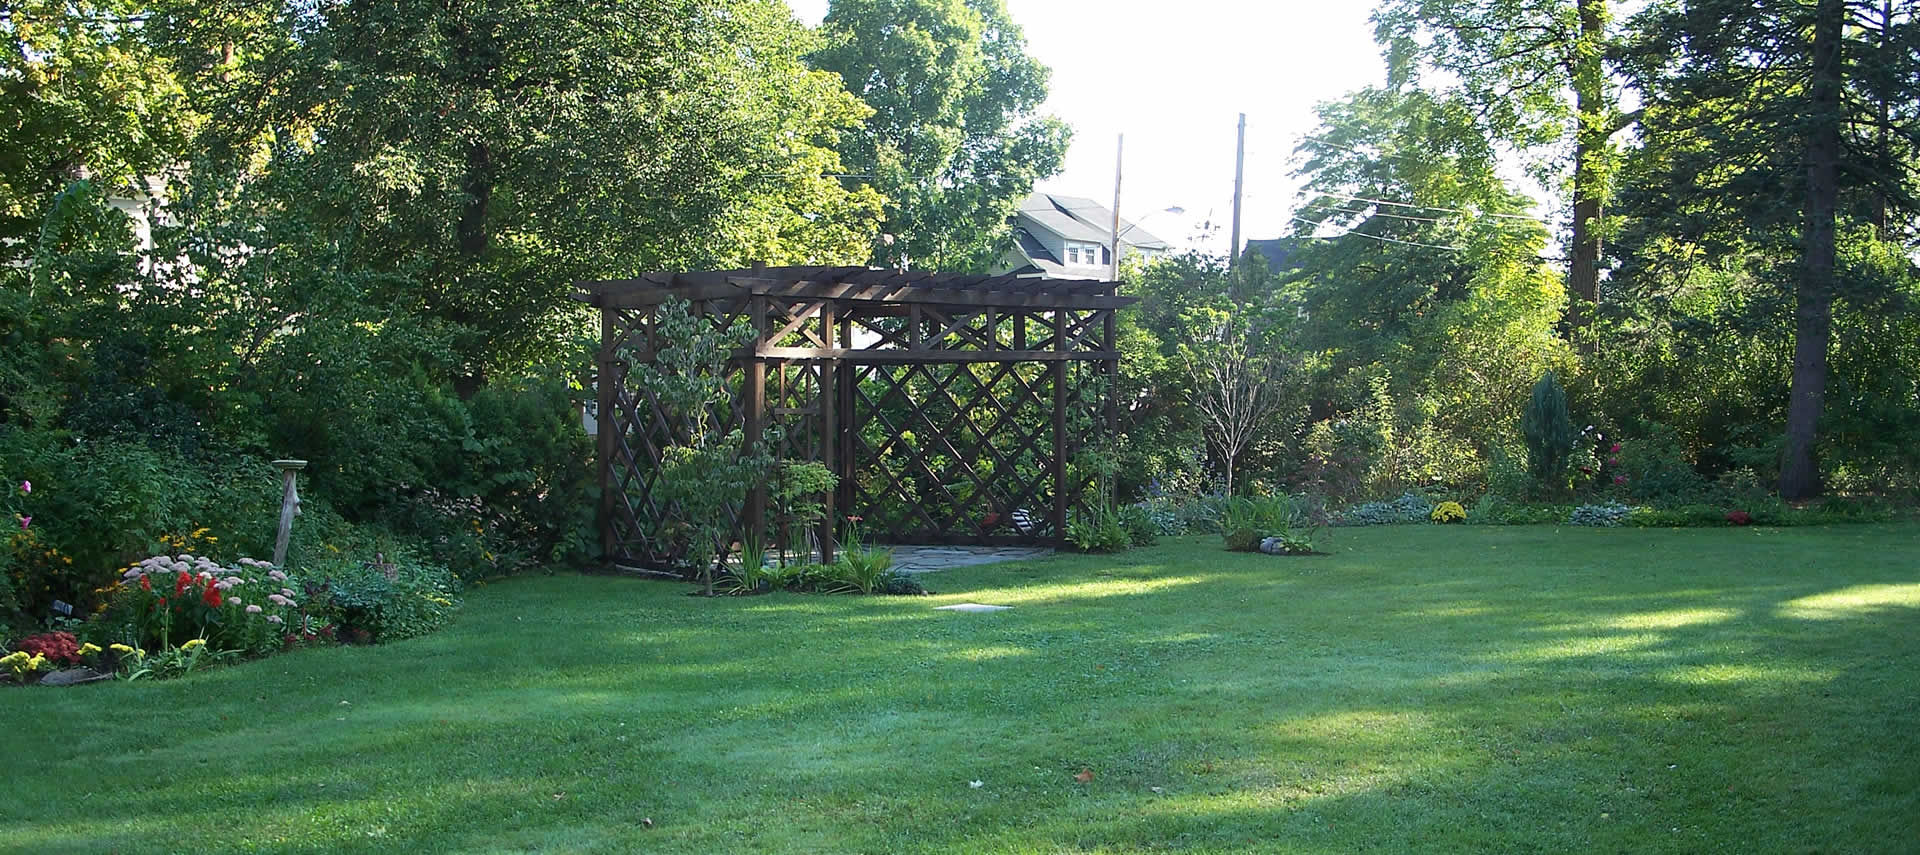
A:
[785,0,1392,253]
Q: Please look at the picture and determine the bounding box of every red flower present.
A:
[1579,466,1593,474]
[1726,510,1752,526]
[202,583,223,608]
[175,571,192,595]
[1610,443,1621,453]
[1613,475,1628,485]
[140,575,152,592]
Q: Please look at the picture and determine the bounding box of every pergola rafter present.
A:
[575,265,1134,571]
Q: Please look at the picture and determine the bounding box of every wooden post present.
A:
[270,460,306,567]
[744,297,769,553]
[1050,309,1068,543]
[818,301,838,565]
[597,307,617,562]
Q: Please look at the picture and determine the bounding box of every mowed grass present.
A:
[3,525,1918,854]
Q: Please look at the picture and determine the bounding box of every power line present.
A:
[1289,215,1466,252]
[1304,190,1550,223]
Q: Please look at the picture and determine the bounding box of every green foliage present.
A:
[827,546,895,595]
[770,461,839,566]
[1117,504,1158,547]
[1521,372,1576,489]
[1568,502,1633,527]
[1065,507,1131,554]
[311,555,459,645]
[813,0,1069,270]
[1219,495,1305,551]
[1336,492,1435,526]
[1613,425,1708,504]
[624,300,774,589]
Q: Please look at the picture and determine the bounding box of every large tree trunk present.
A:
[1564,0,1608,344]
[1780,0,1844,500]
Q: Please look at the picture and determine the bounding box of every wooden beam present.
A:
[755,347,1120,363]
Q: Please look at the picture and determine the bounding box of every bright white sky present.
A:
[786,0,1390,253]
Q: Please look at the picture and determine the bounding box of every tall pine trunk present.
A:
[1780,0,1844,499]
[1565,0,1607,344]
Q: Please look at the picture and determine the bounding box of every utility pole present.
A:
[1110,133,1124,282]
[1229,112,1246,269]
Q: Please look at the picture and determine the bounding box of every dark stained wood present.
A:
[585,266,1129,568]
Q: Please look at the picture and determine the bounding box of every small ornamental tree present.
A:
[1521,371,1576,491]
[622,299,773,594]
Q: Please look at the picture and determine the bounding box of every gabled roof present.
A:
[1016,193,1170,251]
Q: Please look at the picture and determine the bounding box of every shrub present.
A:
[13,631,81,667]
[1521,372,1576,489]
[1614,425,1708,503]
[1066,507,1132,553]
[310,555,459,644]
[1569,502,1633,527]
[1336,492,1434,526]
[1128,498,1186,537]
[1220,495,1305,551]
[1430,501,1467,523]
[1117,504,1158,547]
[827,546,894,595]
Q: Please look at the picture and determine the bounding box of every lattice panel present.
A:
[845,362,1063,544]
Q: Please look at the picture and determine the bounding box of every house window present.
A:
[1102,246,1112,265]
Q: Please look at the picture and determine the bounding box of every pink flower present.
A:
[246,604,263,614]
[1613,475,1628,485]
[268,570,287,582]
[18,480,28,494]
[1609,443,1621,453]
[1607,457,1619,466]
[17,515,27,529]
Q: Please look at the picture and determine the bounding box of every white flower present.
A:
[968,780,984,789]
[266,614,284,624]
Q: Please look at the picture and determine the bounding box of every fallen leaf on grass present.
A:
[1074,770,1094,783]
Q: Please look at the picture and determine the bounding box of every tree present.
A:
[1286,87,1570,473]
[812,0,1069,271]
[1374,0,1630,339]
[0,0,198,263]
[199,0,884,388]
[1618,0,1920,497]
[1521,371,1575,488]
[1177,307,1298,498]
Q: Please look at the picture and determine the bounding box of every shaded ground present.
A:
[2,525,1916,854]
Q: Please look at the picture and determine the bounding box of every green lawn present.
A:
[4,525,1918,854]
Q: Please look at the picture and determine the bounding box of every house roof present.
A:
[1016,193,1170,251]
[1243,237,1300,272]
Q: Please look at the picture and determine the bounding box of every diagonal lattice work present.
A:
[575,266,1133,573]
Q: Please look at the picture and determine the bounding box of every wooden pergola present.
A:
[574,265,1136,571]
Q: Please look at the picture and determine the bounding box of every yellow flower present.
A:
[26,654,46,671]
[181,639,206,651]
[192,527,210,537]
[77,643,101,656]
[109,643,136,655]
[1430,501,1468,524]
[0,652,26,666]
[325,543,340,553]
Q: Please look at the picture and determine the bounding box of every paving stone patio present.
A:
[885,545,1054,575]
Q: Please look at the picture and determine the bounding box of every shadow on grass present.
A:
[1,524,1916,853]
